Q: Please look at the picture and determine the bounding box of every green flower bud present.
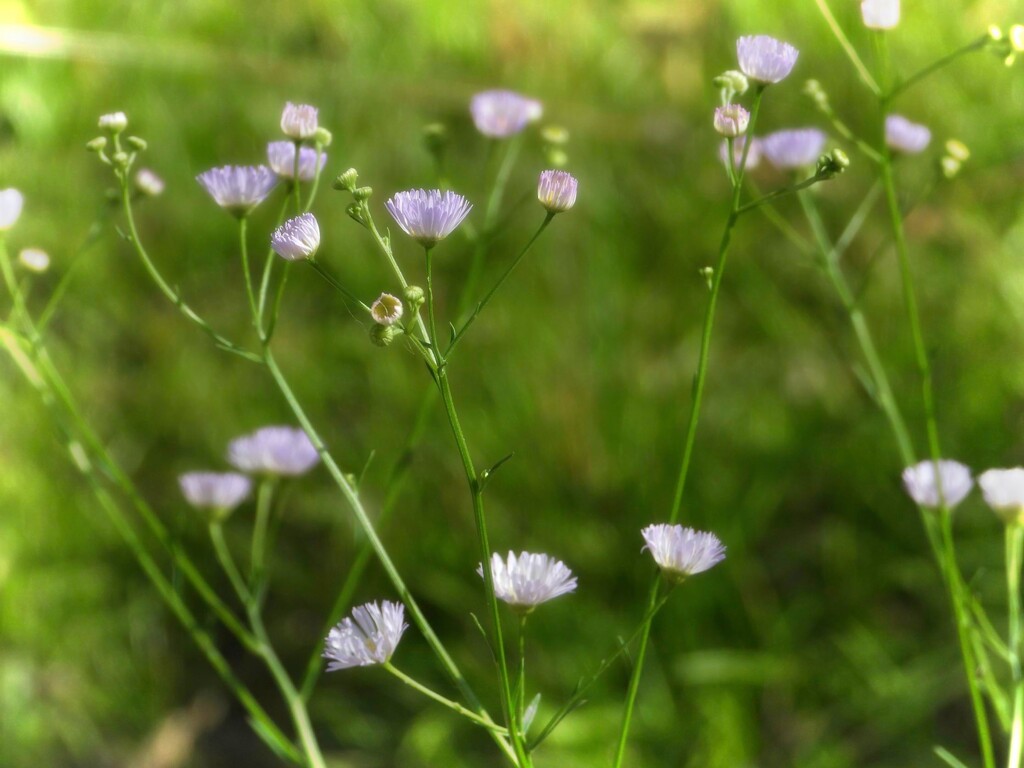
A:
[422,123,448,157]
[335,168,358,192]
[712,70,749,96]
[126,136,147,152]
[370,323,398,347]
[314,127,333,147]
[86,136,107,152]
[403,284,425,309]
[353,186,373,202]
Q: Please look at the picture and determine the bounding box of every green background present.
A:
[1,0,1023,765]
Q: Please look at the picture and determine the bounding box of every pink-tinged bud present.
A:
[713,105,750,137]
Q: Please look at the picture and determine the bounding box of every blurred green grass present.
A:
[1,0,1024,766]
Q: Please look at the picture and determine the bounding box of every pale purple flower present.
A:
[280,102,318,140]
[179,472,252,512]
[470,90,543,138]
[227,426,319,477]
[479,552,577,609]
[0,188,24,231]
[885,115,931,154]
[978,468,1024,523]
[271,213,320,261]
[196,165,278,217]
[762,128,827,170]
[370,293,404,326]
[18,248,49,273]
[267,141,327,181]
[862,0,899,30]
[642,524,726,579]
[719,136,762,171]
[902,460,973,509]
[324,601,407,670]
[537,170,578,213]
[736,35,799,85]
[98,112,128,132]
[385,189,472,247]
[714,105,750,137]
[135,168,165,196]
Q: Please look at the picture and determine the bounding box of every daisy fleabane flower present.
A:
[902,459,973,509]
[736,35,799,85]
[280,102,319,140]
[323,601,407,670]
[227,426,320,477]
[0,188,24,231]
[479,552,578,609]
[267,141,327,181]
[385,189,472,247]
[713,104,750,137]
[885,115,931,154]
[761,128,827,170]
[371,293,404,326]
[196,165,278,217]
[271,213,321,261]
[861,0,899,30]
[642,524,726,580]
[179,472,252,514]
[537,170,578,213]
[470,90,543,138]
[978,468,1024,524]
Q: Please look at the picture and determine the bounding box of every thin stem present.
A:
[250,479,275,593]
[291,140,302,212]
[736,172,830,215]
[1008,525,1024,768]
[210,522,253,606]
[425,246,442,364]
[613,87,764,768]
[383,663,511,734]
[517,614,528,732]
[886,36,989,100]
[306,259,371,313]
[240,217,259,325]
[258,198,291,333]
[811,0,882,95]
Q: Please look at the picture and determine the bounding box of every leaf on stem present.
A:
[479,452,515,490]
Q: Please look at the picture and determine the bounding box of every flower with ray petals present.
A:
[0,189,24,231]
[385,189,472,247]
[885,115,931,154]
[470,90,543,138]
[196,165,278,217]
[736,35,799,85]
[271,213,321,261]
[979,468,1024,524]
[479,552,577,610]
[323,601,407,670]
[761,128,827,170]
[719,136,762,171]
[642,524,726,580]
[714,105,750,137]
[280,102,319,140]
[267,141,327,181]
[227,426,319,477]
[861,0,899,30]
[537,170,578,213]
[371,293,404,326]
[18,248,50,273]
[179,472,252,518]
[902,459,973,509]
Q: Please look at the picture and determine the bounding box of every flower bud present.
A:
[403,284,425,309]
[713,105,749,137]
[346,202,366,224]
[712,70,749,99]
[86,137,107,152]
[945,139,970,162]
[126,136,147,152]
[18,248,49,273]
[816,149,850,178]
[803,79,830,110]
[422,123,448,157]
[98,112,128,133]
[135,168,165,196]
[336,168,359,192]
[537,170,578,213]
[353,186,373,202]
[112,151,129,167]
[370,292,404,326]
[370,323,398,347]
[314,127,333,147]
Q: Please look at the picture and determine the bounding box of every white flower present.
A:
[761,128,827,170]
[641,524,726,579]
[280,102,319,140]
[267,141,327,181]
[537,170,578,213]
[179,472,252,512]
[135,168,165,196]
[227,426,320,477]
[978,468,1024,524]
[736,35,799,85]
[861,0,900,30]
[713,105,750,137]
[98,112,128,132]
[385,189,473,247]
[479,552,577,609]
[470,90,543,138]
[196,165,278,217]
[271,213,321,261]
[901,459,973,509]
[0,189,24,231]
[370,293,404,326]
[885,115,931,154]
[18,248,50,273]
[323,601,407,670]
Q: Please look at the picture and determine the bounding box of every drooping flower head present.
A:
[978,468,1024,524]
[385,189,472,247]
[537,170,578,213]
[135,168,165,196]
[227,425,320,477]
[642,524,726,580]
[323,601,407,670]
[719,136,762,172]
[885,115,931,154]
[370,293,404,326]
[196,165,278,217]
[761,128,827,170]
[280,102,319,140]
[714,104,750,137]
[271,213,321,261]
[736,35,799,85]
[479,552,577,609]
[861,0,900,30]
[267,141,327,181]
[902,459,974,509]
[179,472,253,516]
[470,90,543,138]
[0,188,24,231]
[18,248,50,273]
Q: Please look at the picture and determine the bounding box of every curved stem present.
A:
[811,0,882,95]
[210,522,253,606]
[383,663,511,734]
[250,479,275,595]
[239,217,259,325]
[886,36,988,100]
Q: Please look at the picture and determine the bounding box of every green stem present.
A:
[210,522,253,606]
[517,614,528,731]
[305,259,371,313]
[1008,525,1024,768]
[736,172,830,215]
[425,246,441,364]
[250,479,275,593]
[612,88,764,768]
[240,217,260,327]
[303,145,325,212]
[258,198,291,333]
[811,0,882,95]
[383,663,511,734]
[291,140,302,212]
[886,36,988,100]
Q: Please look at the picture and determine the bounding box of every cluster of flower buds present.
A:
[87,112,150,179]
[940,139,970,179]
[815,148,850,178]
[541,125,570,168]
[988,24,1024,67]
